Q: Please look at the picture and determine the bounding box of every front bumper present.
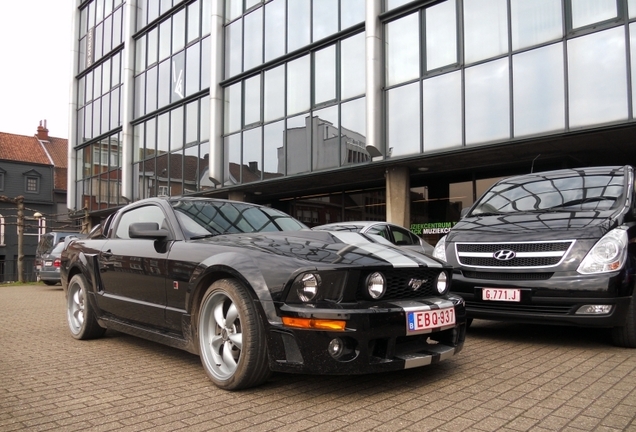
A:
[266,295,466,374]
[452,271,632,327]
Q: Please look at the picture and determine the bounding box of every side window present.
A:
[367,224,390,240]
[391,226,415,246]
[114,205,168,239]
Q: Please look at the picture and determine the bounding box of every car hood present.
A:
[198,229,445,268]
[448,210,619,242]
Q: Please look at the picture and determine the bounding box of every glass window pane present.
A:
[243,127,262,184]
[426,0,457,71]
[224,133,241,185]
[265,0,285,62]
[264,120,285,176]
[159,19,171,61]
[341,32,366,99]
[313,0,338,41]
[264,65,285,121]
[244,8,263,71]
[147,117,156,156]
[158,59,171,108]
[387,82,420,157]
[631,23,636,113]
[185,42,201,96]
[423,71,462,151]
[244,75,261,126]
[187,1,200,44]
[288,0,310,52]
[341,97,368,166]
[173,9,186,53]
[172,51,185,102]
[314,45,336,105]
[226,0,242,23]
[511,0,562,50]
[201,36,211,89]
[135,36,146,73]
[148,28,158,66]
[341,0,365,29]
[225,19,242,78]
[200,96,210,142]
[287,55,310,115]
[465,58,510,144]
[184,145,200,193]
[568,27,627,128]
[386,0,411,10]
[386,12,419,86]
[312,105,339,171]
[146,66,157,113]
[631,0,636,18]
[571,0,617,29]
[464,0,508,64]
[225,82,242,134]
[157,112,169,154]
[513,43,564,137]
[171,106,184,151]
[185,100,198,146]
[286,115,310,175]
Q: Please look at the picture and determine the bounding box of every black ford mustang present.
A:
[61,197,465,390]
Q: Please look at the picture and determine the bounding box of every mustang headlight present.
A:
[296,273,320,302]
[433,236,447,262]
[287,271,347,303]
[435,271,450,295]
[366,272,386,299]
[578,228,628,274]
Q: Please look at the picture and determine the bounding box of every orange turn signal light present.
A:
[282,317,346,331]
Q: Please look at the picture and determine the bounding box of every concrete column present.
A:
[386,166,410,228]
[67,2,81,211]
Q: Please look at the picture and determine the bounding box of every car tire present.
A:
[66,274,106,340]
[611,296,636,348]
[198,279,271,390]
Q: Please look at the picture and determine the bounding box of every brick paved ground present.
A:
[1,284,635,432]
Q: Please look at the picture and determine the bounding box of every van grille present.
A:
[456,241,574,269]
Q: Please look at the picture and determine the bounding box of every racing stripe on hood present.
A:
[331,232,422,267]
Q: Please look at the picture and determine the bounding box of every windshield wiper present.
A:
[548,196,617,209]
[190,233,222,240]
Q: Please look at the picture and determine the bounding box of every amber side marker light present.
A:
[282,317,346,331]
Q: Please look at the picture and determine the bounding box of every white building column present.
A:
[208,1,225,186]
[67,1,81,211]
[386,166,411,228]
[365,0,384,158]
[120,0,139,202]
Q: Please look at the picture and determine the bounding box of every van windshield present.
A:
[471,171,625,215]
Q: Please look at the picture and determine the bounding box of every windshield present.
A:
[471,170,625,215]
[172,200,307,238]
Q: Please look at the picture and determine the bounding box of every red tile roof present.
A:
[0,128,69,190]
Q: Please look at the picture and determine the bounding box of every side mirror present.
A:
[129,222,170,239]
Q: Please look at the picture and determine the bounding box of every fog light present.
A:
[328,338,344,358]
[575,305,612,315]
[435,272,449,295]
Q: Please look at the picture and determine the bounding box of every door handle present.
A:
[102,250,113,258]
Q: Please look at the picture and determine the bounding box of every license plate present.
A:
[482,288,521,302]
[407,307,455,332]
[45,261,53,267]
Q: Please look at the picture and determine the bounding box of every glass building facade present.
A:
[69,0,636,244]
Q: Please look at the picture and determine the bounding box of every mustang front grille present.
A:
[357,268,442,300]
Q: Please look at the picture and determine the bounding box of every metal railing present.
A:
[0,258,38,283]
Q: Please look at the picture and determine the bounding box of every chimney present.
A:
[249,161,258,173]
[36,120,49,141]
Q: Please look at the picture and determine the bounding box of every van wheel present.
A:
[611,297,636,348]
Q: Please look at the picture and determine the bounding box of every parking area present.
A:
[1,284,635,432]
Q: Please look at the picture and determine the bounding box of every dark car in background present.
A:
[434,165,636,348]
[61,197,466,390]
[35,231,82,285]
[313,221,434,255]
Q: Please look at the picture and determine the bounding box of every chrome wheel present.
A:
[67,279,86,335]
[200,291,243,380]
[198,279,270,390]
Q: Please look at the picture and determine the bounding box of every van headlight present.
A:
[578,228,628,274]
[433,236,447,262]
